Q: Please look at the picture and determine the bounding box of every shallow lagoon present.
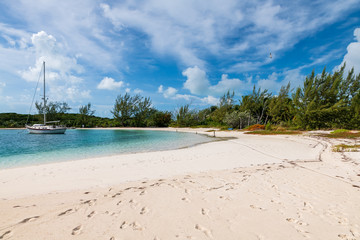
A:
[0,129,213,168]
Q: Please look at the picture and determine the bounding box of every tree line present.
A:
[1,65,359,130]
[173,65,360,130]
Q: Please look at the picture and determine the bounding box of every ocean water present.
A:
[0,129,213,169]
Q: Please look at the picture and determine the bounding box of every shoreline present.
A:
[1,129,359,239]
[0,128,219,170]
[1,130,319,199]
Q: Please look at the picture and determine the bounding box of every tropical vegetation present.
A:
[1,65,359,130]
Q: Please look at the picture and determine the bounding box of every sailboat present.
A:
[26,61,67,134]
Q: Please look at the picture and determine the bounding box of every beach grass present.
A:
[320,130,360,139]
[332,144,360,152]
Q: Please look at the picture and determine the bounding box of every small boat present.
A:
[26,61,67,134]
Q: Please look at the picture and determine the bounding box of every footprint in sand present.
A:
[195,224,213,238]
[112,192,122,198]
[0,230,12,239]
[139,190,147,196]
[181,197,191,202]
[129,199,140,208]
[130,221,144,231]
[58,208,75,216]
[120,221,144,231]
[71,225,82,235]
[286,218,309,226]
[250,205,265,211]
[82,199,97,206]
[120,221,128,229]
[87,211,96,218]
[201,208,210,216]
[140,207,149,215]
[19,216,40,224]
[303,202,314,210]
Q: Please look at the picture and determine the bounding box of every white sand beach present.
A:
[0,129,359,240]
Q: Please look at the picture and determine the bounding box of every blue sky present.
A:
[0,0,360,117]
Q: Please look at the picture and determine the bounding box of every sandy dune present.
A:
[0,129,359,240]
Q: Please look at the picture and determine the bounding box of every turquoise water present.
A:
[0,129,213,169]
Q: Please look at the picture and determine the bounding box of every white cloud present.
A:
[161,66,305,106]
[210,74,251,95]
[163,87,178,98]
[337,28,360,74]
[19,31,90,103]
[100,0,359,71]
[257,69,305,93]
[182,66,210,95]
[133,88,143,94]
[97,77,124,90]
[182,66,251,96]
[201,95,218,105]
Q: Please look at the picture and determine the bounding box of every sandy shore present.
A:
[0,129,359,239]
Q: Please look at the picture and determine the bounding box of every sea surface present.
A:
[0,129,213,169]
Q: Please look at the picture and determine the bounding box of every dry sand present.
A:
[0,129,359,240]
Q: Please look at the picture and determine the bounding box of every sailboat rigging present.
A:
[26,61,67,134]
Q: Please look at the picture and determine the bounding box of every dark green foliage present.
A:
[239,86,271,124]
[111,93,171,127]
[223,111,255,129]
[111,93,134,126]
[78,103,95,127]
[35,101,71,122]
[211,91,235,123]
[175,104,195,127]
[268,82,294,124]
[147,110,172,127]
[292,65,360,129]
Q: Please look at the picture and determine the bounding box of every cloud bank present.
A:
[337,28,360,74]
[20,31,90,102]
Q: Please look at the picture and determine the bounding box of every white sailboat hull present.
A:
[26,125,67,134]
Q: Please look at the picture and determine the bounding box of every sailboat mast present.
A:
[43,61,46,125]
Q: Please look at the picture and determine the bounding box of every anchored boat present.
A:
[26,61,67,134]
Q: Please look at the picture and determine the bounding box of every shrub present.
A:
[330,129,349,134]
[247,124,265,131]
[265,122,272,130]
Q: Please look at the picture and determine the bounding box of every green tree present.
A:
[147,110,172,127]
[268,82,294,124]
[211,91,235,124]
[133,96,152,127]
[78,103,95,127]
[111,93,153,127]
[239,86,271,124]
[35,101,71,122]
[224,110,254,129]
[111,93,134,126]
